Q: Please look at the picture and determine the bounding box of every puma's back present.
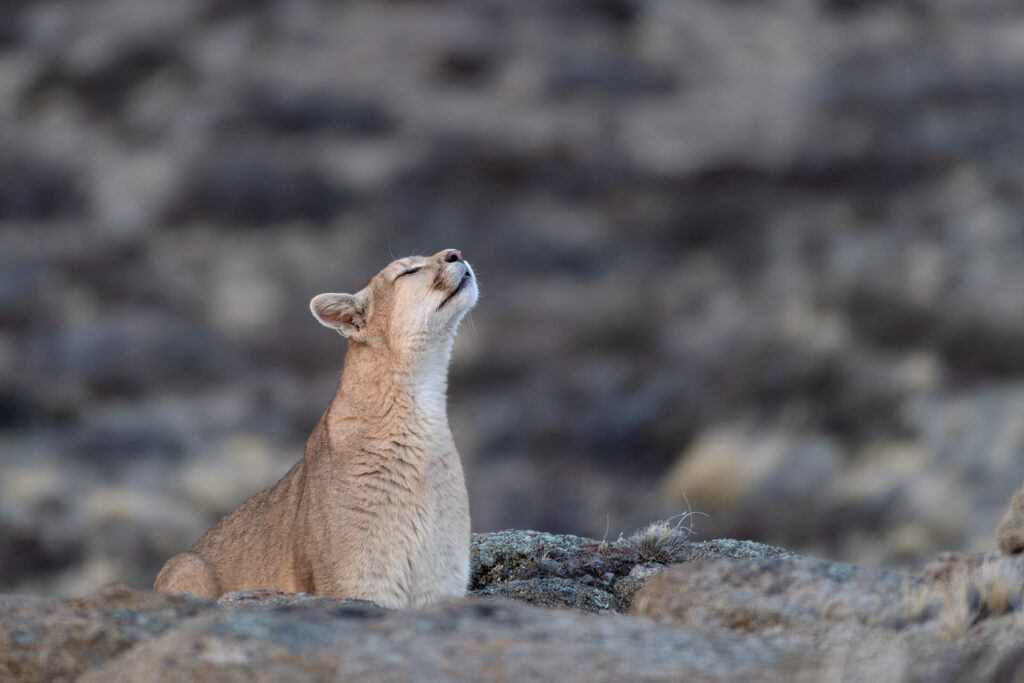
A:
[155,248,478,608]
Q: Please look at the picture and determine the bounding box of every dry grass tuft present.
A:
[629,504,707,563]
[937,571,977,641]
[976,559,1021,618]
[932,559,1024,641]
[902,574,935,622]
[631,519,689,563]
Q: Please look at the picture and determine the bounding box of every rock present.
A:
[0,155,85,221]
[39,312,234,399]
[217,589,382,613]
[610,563,668,608]
[167,156,352,227]
[996,482,1024,555]
[470,529,594,582]
[238,89,396,137]
[468,532,647,610]
[2,539,1024,682]
[631,556,916,646]
[66,423,185,474]
[546,54,676,99]
[631,552,1024,683]
[672,539,797,563]
[79,597,805,682]
[24,41,188,118]
[0,518,84,587]
[470,530,650,612]
[469,530,793,612]
[0,584,214,682]
[473,577,617,612]
[918,551,979,585]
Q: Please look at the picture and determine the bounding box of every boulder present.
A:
[996,483,1024,556]
[1,533,1024,682]
[73,596,805,682]
[0,585,214,682]
[631,553,1024,683]
[631,556,918,645]
[469,529,793,612]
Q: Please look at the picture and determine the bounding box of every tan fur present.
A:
[155,249,478,608]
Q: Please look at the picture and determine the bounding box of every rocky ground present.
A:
[3,488,1024,683]
[3,0,1024,598]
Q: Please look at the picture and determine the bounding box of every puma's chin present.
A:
[439,272,477,312]
[437,263,478,314]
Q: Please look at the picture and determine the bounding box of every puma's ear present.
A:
[310,292,367,338]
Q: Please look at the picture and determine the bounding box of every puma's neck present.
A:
[318,338,455,453]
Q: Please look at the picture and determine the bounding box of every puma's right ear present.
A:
[310,292,366,338]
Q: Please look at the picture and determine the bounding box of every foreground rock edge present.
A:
[1,530,1022,682]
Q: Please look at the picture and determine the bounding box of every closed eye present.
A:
[396,266,423,279]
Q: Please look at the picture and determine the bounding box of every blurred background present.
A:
[2,0,1024,597]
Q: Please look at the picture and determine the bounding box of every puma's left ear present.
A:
[310,291,367,338]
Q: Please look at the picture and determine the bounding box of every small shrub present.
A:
[902,575,935,622]
[976,559,1022,618]
[928,559,1024,641]
[937,572,977,641]
[629,508,707,563]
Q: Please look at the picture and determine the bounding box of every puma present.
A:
[154,248,477,608]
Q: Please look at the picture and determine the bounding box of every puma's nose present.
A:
[443,249,462,263]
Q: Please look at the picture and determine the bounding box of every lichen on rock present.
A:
[469,529,795,613]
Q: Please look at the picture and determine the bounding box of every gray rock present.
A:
[675,539,798,562]
[469,530,794,612]
[0,155,85,221]
[39,312,234,398]
[996,482,1024,555]
[1,540,1023,682]
[167,155,352,227]
[0,585,214,682]
[632,556,920,639]
[473,577,617,612]
[80,597,808,683]
[217,589,383,613]
[470,529,646,612]
[631,553,1024,683]
[470,529,595,583]
[238,89,396,137]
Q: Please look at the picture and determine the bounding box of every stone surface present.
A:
[469,530,793,612]
[632,556,918,644]
[0,584,214,682]
[631,552,1024,682]
[0,531,805,681]
[2,532,1024,682]
[217,588,383,612]
[78,596,803,683]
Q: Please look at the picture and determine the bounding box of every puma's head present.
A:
[310,249,478,356]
